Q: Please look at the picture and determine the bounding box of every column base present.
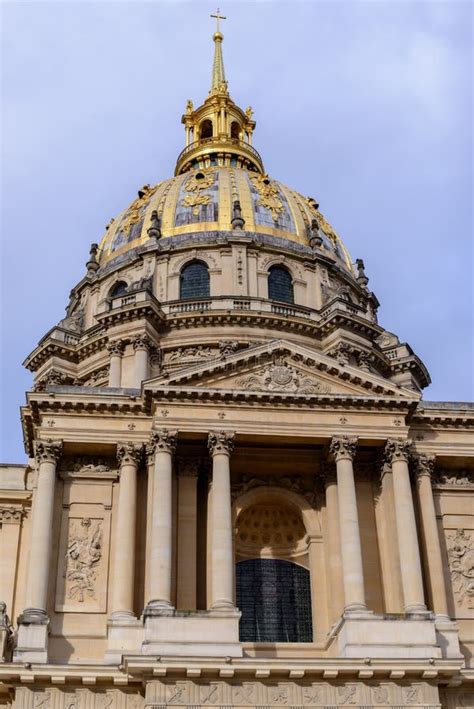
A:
[404,603,430,616]
[109,610,137,623]
[142,608,242,657]
[143,600,175,618]
[209,599,238,613]
[14,617,49,663]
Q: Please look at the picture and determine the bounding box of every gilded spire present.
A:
[210,9,227,93]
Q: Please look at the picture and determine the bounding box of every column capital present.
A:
[147,429,178,457]
[34,439,62,466]
[384,438,412,464]
[414,453,436,480]
[117,442,143,467]
[132,334,153,352]
[208,430,235,457]
[107,339,126,357]
[329,436,357,462]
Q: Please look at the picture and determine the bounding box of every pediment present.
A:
[145,339,419,401]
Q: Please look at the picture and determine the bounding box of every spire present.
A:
[210,9,227,93]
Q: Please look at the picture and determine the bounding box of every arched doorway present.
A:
[234,501,313,642]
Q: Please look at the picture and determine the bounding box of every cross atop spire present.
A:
[210,9,227,94]
[210,8,226,33]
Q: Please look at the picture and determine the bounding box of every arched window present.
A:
[179,260,210,300]
[236,559,313,642]
[200,120,213,140]
[230,121,240,140]
[268,265,294,304]
[109,281,128,299]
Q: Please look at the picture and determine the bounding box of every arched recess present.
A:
[268,265,294,304]
[200,119,213,140]
[233,486,327,643]
[109,280,128,299]
[230,121,240,140]
[179,260,210,300]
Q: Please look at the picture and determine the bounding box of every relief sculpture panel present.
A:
[446,528,474,612]
[55,504,111,613]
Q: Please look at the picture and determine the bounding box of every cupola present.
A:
[175,11,264,175]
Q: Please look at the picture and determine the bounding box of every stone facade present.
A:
[1,22,473,709]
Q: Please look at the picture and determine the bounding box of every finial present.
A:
[210,9,227,93]
[231,200,245,230]
[309,219,323,249]
[356,258,369,287]
[147,210,162,241]
[86,243,99,274]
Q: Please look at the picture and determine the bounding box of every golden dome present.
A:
[97,166,353,272]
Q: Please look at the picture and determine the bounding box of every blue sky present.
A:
[1,0,472,462]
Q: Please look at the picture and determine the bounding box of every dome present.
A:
[98,167,353,273]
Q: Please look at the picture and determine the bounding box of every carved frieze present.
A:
[446,528,474,610]
[433,469,474,487]
[165,346,215,365]
[144,680,437,708]
[60,457,114,476]
[237,360,330,395]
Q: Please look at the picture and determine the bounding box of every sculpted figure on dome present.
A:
[185,99,193,114]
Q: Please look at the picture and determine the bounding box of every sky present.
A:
[1,0,473,463]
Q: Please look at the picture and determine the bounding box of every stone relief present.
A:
[434,469,474,487]
[165,346,215,365]
[60,457,113,475]
[145,680,434,708]
[81,366,110,387]
[232,473,317,506]
[237,360,331,395]
[64,518,103,603]
[446,528,474,609]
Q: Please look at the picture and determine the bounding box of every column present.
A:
[145,429,177,611]
[176,459,199,610]
[208,431,235,610]
[322,464,344,621]
[415,454,449,617]
[384,439,427,613]
[20,439,62,623]
[107,340,125,387]
[110,442,142,619]
[329,436,367,613]
[132,335,151,388]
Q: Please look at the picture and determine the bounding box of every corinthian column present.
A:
[110,442,142,619]
[329,436,367,613]
[145,429,177,612]
[107,340,125,387]
[208,431,235,610]
[415,454,449,617]
[385,439,426,614]
[21,439,62,623]
[132,335,152,388]
[321,464,344,621]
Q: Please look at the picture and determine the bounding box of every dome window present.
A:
[268,265,294,304]
[180,260,210,300]
[109,281,128,299]
[200,120,213,140]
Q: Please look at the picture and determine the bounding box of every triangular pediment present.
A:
[144,340,419,402]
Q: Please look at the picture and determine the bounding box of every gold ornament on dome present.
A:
[182,170,215,216]
[120,184,157,235]
[249,173,284,221]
